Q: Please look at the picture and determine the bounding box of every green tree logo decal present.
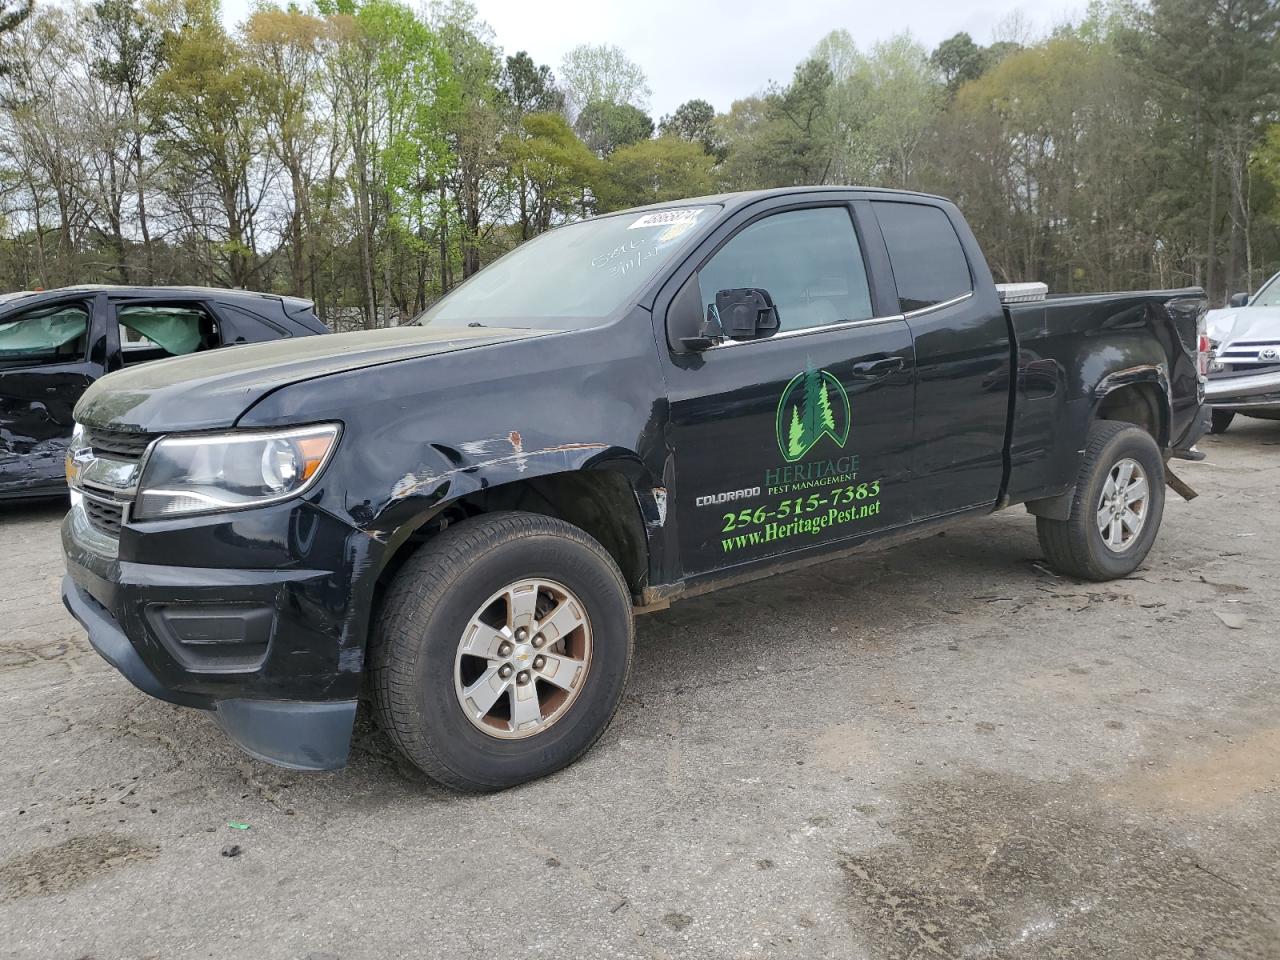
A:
[775,365,851,462]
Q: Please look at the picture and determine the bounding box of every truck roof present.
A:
[612,185,950,217]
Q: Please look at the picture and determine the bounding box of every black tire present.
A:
[369,511,634,791]
[1036,421,1166,581]
[1210,409,1235,434]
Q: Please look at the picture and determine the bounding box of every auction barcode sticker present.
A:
[628,208,705,230]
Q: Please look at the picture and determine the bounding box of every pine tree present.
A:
[788,404,805,458]
[817,378,836,432]
[801,366,822,444]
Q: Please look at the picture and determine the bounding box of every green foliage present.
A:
[930,32,985,92]
[1,0,1279,316]
[1116,0,1280,295]
[503,111,598,236]
[500,51,563,117]
[597,136,714,211]
[558,42,649,118]
[575,100,654,158]
[0,0,31,77]
[718,58,838,190]
[660,99,722,159]
[146,2,270,285]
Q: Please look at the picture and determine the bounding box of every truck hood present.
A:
[1205,306,1280,346]
[75,325,549,432]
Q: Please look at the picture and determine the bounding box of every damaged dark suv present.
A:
[61,189,1208,791]
[1,286,326,499]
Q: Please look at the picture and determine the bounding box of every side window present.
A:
[217,303,289,342]
[697,207,873,333]
[116,304,220,366]
[0,303,90,370]
[872,202,973,313]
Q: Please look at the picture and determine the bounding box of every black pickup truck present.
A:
[60,188,1209,790]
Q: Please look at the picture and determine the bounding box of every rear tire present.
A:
[370,511,634,791]
[1210,409,1235,434]
[1036,421,1165,581]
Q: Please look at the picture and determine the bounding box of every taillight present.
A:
[1196,312,1210,379]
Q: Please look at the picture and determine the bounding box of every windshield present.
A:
[416,205,718,330]
[1252,273,1280,307]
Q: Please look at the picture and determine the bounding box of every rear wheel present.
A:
[370,511,634,791]
[1210,409,1235,434]
[1036,421,1165,581]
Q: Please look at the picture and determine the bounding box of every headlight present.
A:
[133,423,341,519]
[65,422,85,486]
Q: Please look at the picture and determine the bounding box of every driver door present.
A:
[661,201,916,578]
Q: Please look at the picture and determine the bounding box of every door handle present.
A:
[850,356,904,379]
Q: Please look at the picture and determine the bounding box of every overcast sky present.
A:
[219,0,1083,118]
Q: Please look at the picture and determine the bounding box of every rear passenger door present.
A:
[109,298,223,369]
[870,199,1011,519]
[661,199,916,577]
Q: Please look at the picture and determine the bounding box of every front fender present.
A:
[236,313,673,588]
[360,437,666,574]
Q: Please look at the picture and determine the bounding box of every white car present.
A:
[1205,270,1280,433]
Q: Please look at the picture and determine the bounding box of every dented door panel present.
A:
[0,295,107,499]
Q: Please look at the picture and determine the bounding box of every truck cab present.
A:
[60,189,1207,790]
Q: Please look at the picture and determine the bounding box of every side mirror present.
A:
[715,288,780,341]
[668,273,723,352]
[1228,292,1250,308]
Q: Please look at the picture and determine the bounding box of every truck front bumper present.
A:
[1206,367,1280,412]
[61,500,375,771]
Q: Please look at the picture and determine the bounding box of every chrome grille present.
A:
[86,427,153,460]
[73,426,151,545]
[1212,363,1280,378]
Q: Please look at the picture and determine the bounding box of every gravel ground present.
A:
[0,420,1277,960]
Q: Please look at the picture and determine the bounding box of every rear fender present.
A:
[1092,365,1172,447]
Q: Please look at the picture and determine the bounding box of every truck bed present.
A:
[1002,288,1206,508]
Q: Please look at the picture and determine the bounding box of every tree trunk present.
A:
[1205,142,1219,302]
[354,142,377,328]
[287,153,307,298]
[131,99,155,283]
[438,180,450,295]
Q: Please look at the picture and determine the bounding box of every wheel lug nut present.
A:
[532,634,545,648]
[498,641,513,657]
[499,664,513,679]
[515,628,528,641]
[533,655,545,670]
[517,671,530,685]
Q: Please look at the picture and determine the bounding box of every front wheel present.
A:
[370,512,634,791]
[1036,421,1166,581]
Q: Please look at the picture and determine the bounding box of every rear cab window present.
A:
[697,207,874,333]
[116,303,220,365]
[872,202,973,313]
[0,302,91,370]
